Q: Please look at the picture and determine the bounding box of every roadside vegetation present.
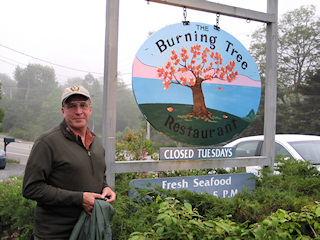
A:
[6,159,20,164]
[2,128,320,239]
[1,155,320,239]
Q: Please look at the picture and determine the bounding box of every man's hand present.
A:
[82,192,103,215]
[101,187,116,204]
[82,188,116,215]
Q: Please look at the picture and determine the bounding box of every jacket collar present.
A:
[60,119,76,141]
[60,119,96,141]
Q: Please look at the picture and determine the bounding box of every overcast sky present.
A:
[0,0,319,86]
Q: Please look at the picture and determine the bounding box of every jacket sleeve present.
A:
[102,174,109,190]
[22,140,83,206]
[97,137,109,191]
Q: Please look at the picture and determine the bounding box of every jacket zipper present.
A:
[88,151,94,176]
[64,129,95,176]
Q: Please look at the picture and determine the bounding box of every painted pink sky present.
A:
[132,57,261,87]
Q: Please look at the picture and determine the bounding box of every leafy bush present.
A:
[111,157,320,239]
[129,196,251,240]
[2,156,320,239]
[115,128,157,161]
[129,197,320,239]
[0,177,36,239]
[9,127,30,141]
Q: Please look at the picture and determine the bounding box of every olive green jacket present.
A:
[23,120,108,239]
[69,199,114,240]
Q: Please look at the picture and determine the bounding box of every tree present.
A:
[0,80,4,132]
[14,64,58,115]
[251,5,320,104]
[0,64,59,139]
[157,44,238,121]
[0,73,17,98]
[116,78,141,132]
[278,5,320,104]
[37,87,64,135]
[291,68,320,134]
[248,5,320,134]
[0,66,142,140]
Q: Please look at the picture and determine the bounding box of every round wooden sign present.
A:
[132,22,261,146]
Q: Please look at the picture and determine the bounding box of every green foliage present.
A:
[116,128,157,161]
[3,157,320,239]
[129,196,320,239]
[117,80,141,133]
[110,173,162,240]
[292,69,320,134]
[247,5,320,135]
[37,87,64,133]
[0,71,143,141]
[113,157,320,239]
[0,108,4,132]
[0,177,36,240]
[8,127,30,141]
[129,196,248,240]
[0,64,59,140]
[250,204,320,239]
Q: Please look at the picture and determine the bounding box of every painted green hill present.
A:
[139,103,254,146]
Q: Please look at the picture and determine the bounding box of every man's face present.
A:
[61,95,92,132]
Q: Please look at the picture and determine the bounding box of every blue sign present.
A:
[159,147,235,160]
[130,173,255,199]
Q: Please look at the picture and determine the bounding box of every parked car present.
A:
[224,134,320,174]
[0,149,6,169]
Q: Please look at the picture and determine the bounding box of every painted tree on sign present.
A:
[157,44,238,121]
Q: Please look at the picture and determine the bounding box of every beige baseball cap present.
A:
[61,86,91,104]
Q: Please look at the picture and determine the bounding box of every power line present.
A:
[0,54,26,66]
[0,55,85,81]
[0,58,18,67]
[0,43,103,75]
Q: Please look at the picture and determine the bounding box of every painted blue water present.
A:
[133,77,261,118]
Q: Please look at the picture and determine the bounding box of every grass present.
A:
[6,159,20,164]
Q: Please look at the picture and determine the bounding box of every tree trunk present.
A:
[191,79,209,117]
[181,77,216,121]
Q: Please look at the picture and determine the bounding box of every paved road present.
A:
[0,163,26,181]
[0,136,32,165]
[0,135,32,181]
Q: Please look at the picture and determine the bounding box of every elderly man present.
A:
[23,86,116,239]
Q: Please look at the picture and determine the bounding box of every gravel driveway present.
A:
[0,163,26,181]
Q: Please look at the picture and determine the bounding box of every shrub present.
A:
[9,127,30,141]
[0,177,35,240]
[129,196,251,240]
[111,157,320,239]
[129,196,320,240]
[115,128,157,161]
[2,156,320,239]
